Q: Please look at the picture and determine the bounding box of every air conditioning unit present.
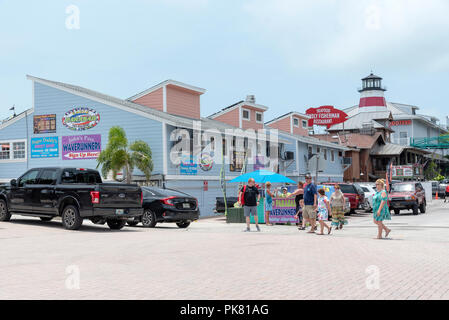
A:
[284,151,294,160]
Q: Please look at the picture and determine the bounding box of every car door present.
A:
[9,169,40,212]
[33,168,58,215]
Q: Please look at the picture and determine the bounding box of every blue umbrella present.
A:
[229,169,296,184]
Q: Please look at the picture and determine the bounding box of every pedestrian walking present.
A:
[330,184,347,229]
[290,181,306,230]
[373,179,392,239]
[238,178,261,232]
[264,182,274,226]
[303,174,318,233]
[444,185,449,203]
[317,188,332,235]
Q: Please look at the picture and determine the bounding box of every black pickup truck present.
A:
[0,167,143,230]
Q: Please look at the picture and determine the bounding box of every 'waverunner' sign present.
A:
[62,134,101,160]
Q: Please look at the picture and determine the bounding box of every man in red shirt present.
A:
[445,185,449,203]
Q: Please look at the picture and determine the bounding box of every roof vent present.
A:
[246,95,256,103]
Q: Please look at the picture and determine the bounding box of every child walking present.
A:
[317,188,332,235]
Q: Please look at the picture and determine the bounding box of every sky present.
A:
[1,0,449,126]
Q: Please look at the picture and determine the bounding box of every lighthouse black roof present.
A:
[362,73,382,80]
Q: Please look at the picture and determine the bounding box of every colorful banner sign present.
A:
[33,114,56,134]
[62,108,100,131]
[306,106,348,129]
[31,136,59,158]
[180,154,198,175]
[62,134,101,160]
[392,165,414,177]
[269,198,298,224]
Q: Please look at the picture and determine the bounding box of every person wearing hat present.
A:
[303,174,318,233]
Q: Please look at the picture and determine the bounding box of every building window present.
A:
[0,140,26,162]
[308,146,313,159]
[317,147,321,154]
[293,118,299,127]
[302,120,307,128]
[399,132,408,145]
[256,112,263,123]
[323,148,327,160]
[242,109,250,121]
[338,151,343,157]
[331,150,335,162]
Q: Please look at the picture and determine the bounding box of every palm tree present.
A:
[97,126,153,184]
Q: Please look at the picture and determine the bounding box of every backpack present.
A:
[239,185,247,206]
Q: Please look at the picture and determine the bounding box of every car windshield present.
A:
[361,187,370,192]
[391,184,414,192]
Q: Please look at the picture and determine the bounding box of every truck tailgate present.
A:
[98,183,142,208]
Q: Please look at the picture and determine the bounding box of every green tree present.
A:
[424,160,439,181]
[96,126,153,184]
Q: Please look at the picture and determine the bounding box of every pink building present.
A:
[265,112,310,136]
[207,95,268,130]
[128,80,206,119]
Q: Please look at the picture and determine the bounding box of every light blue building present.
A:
[0,75,348,216]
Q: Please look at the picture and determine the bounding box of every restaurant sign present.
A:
[62,134,101,160]
[33,114,56,134]
[306,106,348,128]
[62,108,100,131]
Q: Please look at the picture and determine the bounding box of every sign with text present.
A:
[62,108,100,131]
[33,114,56,134]
[390,120,412,126]
[31,136,59,158]
[306,106,348,129]
[269,198,298,224]
[180,154,198,175]
[392,165,414,178]
[62,134,101,160]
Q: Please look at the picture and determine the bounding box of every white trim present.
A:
[0,139,27,163]
[128,79,206,101]
[209,101,269,120]
[265,112,311,125]
[162,123,168,175]
[255,111,263,124]
[0,109,34,131]
[163,85,167,112]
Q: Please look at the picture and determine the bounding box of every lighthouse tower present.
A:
[358,73,387,112]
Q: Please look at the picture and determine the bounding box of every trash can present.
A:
[226,207,245,223]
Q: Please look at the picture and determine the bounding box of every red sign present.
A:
[390,120,412,126]
[306,106,348,129]
[203,181,208,191]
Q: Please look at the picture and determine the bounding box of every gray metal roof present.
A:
[328,111,391,131]
[370,143,405,156]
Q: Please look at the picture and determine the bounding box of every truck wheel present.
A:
[394,209,400,215]
[141,209,157,228]
[61,205,83,230]
[0,199,11,222]
[412,204,419,215]
[40,217,53,222]
[419,201,426,213]
[107,220,126,230]
[176,221,191,229]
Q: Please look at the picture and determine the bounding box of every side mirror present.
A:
[10,179,17,187]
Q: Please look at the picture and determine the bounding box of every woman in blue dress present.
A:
[372,179,392,239]
[264,182,274,226]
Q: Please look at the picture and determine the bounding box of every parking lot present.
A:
[1,199,449,300]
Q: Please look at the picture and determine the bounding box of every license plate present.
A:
[116,209,125,215]
[182,203,190,209]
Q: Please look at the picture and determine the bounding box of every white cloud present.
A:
[243,0,449,71]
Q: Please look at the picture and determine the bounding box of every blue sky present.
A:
[1,0,449,126]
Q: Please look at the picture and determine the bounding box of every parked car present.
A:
[0,167,143,230]
[353,183,367,210]
[127,186,199,228]
[388,182,426,215]
[215,197,238,213]
[438,179,449,195]
[429,181,440,196]
[323,183,360,215]
[357,183,376,212]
